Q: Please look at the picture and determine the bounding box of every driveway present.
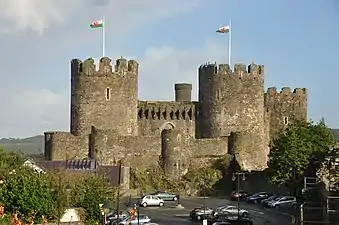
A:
[136,197,294,225]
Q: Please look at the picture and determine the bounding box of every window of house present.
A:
[284,117,288,125]
[106,88,110,100]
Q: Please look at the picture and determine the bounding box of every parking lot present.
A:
[136,197,295,225]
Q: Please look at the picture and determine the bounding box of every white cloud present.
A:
[1,89,69,138]
[139,41,227,100]
[0,0,201,35]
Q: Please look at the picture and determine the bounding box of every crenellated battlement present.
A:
[138,101,194,121]
[71,57,139,76]
[265,87,307,96]
[198,62,264,79]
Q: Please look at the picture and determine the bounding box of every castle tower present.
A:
[70,57,139,136]
[198,63,265,137]
[264,87,307,138]
[174,83,192,102]
[198,63,269,171]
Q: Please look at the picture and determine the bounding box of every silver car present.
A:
[267,196,297,209]
[214,205,249,217]
[118,215,151,225]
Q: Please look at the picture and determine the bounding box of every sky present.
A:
[0,0,338,138]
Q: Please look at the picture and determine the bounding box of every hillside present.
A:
[0,135,44,156]
[1,129,339,156]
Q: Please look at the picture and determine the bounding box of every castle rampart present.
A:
[44,132,88,160]
[137,101,195,137]
[264,87,307,137]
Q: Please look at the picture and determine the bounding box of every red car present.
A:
[230,190,249,200]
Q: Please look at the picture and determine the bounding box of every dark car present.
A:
[190,207,214,221]
[150,190,179,201]
[208,211,253,225]
[230,190,249,201]
[261,194,280,207]
[246,192,270,204]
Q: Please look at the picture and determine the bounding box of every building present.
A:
[44,57,307,176]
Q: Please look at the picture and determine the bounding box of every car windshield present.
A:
[268,195,277,200]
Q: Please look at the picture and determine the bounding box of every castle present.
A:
[44,57,307,175]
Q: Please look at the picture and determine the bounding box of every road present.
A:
[136,197,294,225]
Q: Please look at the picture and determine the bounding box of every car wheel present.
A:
[242,212,249,217]
[159,202,164,207]
[173,196,178,201]
[196,215,201,220]
[292,204,297,209]
[142,202,147,207]
[274,205,280,209]
[254,200,258,204]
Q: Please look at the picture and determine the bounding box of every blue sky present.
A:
[0,0,338,137]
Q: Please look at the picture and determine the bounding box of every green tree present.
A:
[183,167,222,194]
[70,174,116,224]
[0,167,56,222]
[267,119,335,187]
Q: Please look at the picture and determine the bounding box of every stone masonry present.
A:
[44,57,308,175]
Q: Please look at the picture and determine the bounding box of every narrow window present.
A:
[106,88,110,100]
[284,117,288,125]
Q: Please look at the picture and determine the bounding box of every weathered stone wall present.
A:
[70,57,138,137]
[44,132,88,160]
[264,87,307,138]
[90,126,227,171]
[229,132,269,171]
[137,101,195,137]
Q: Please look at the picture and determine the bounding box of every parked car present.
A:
[261,194,280,207]
[214,205,249,217]
[211,222,232,225]
[267,196,297,209]
[150,190,179,201]
[117,215,151,225]
[208,211,253,225]
[230,190,249,200]
[106,211,130,224]
[190,206,214,220]
[139,195,164,207]
[246,192,270,204]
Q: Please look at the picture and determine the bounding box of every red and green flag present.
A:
[216,25,230,34]
[90,20,103,28]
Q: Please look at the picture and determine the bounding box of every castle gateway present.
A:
[44,57,307,174]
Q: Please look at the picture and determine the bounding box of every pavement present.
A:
[133,197,295,225]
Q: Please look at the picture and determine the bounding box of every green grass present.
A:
[0,129,338,157]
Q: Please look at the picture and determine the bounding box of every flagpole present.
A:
[228,19,232,66]
[102,14,106,57]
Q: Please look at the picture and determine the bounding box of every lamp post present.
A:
[65,184,71,208]
[102,201,112,225]
[116,162,122,225]
[201,173,207,225]
[232,172,246,220]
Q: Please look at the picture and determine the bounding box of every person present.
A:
[0,203,5,218]
[11,212,22,225]
[41,215,48,225]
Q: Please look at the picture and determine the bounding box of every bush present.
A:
[0,167,56,223]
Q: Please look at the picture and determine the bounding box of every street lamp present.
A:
[102,201,112,225]
[232,172,246,220]
[65,184,71,208]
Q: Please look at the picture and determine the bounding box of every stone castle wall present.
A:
[44,56,308,174]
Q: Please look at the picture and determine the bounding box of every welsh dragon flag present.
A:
[90,20,103,28]
[216,25,230,33]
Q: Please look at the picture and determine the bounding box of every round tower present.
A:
[70,57,139,136]
[174,83,192,102]
[161,128,180,177]
[198,62,265,138]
